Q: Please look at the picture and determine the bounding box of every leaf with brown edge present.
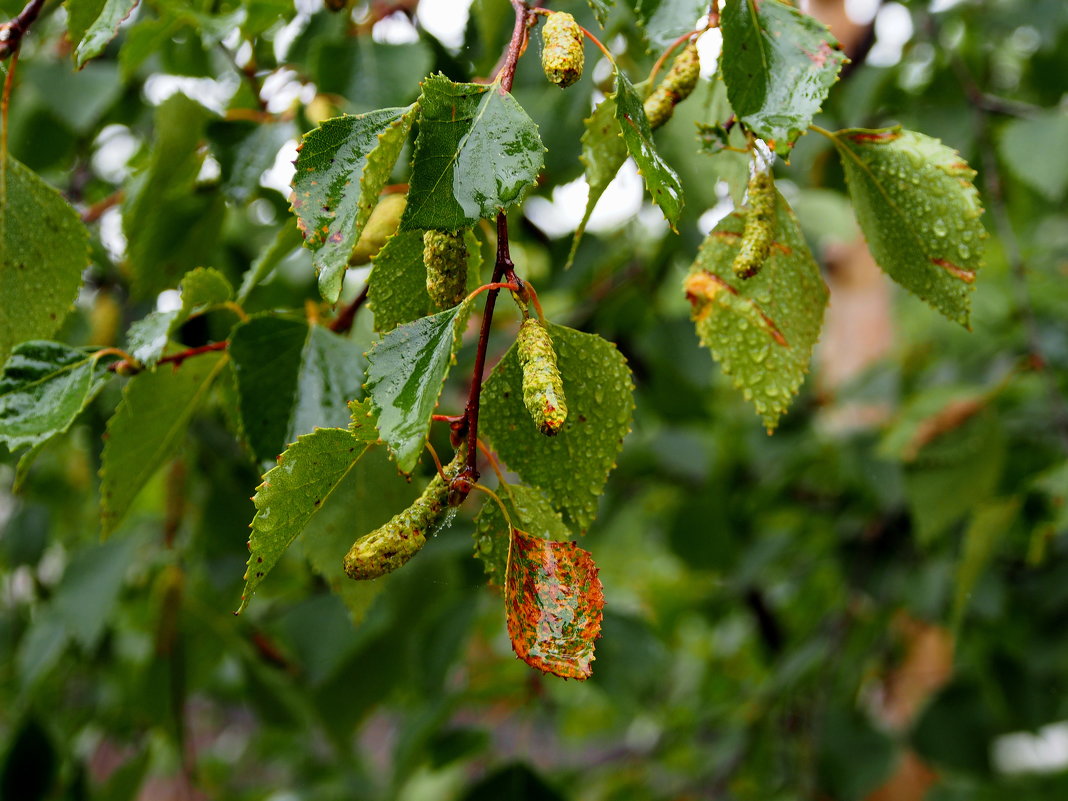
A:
[504,528,605,680]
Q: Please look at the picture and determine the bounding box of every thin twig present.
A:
[108,341,229,374]
[0,0,46,61]
[329,284,369,333]
[81,190,124,223]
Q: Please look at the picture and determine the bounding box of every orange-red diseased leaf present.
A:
[504,528,605,680]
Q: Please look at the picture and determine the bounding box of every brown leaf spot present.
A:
[932,258,975,283]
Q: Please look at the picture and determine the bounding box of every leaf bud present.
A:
[517,319,568,436]
[343,450,464,580]
[541,12,585,88]
[424,229,469,310]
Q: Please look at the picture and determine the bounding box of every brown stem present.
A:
[0,0,46,61]
[81,189,124,224]
[497,0,533,93]
[109,341,229,374]
[329,284,369,333]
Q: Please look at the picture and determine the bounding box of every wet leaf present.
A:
[614,70,683,228]
[0,341,114,452]
[482,324,634,531]
[684,190,828,430]
[237,221,304,304]
[832,127,985,326]
[631,0,708,49]
[505,528,605,680]
[292,105,417,303]
[474,485,571,589]
[100,351,228,536]
[229,317,365,463]
[66,0,140,69]
[402,74,545,231]
[0,157,89,366]
[125,267,233,368]
[586,0,612,26]
[238,427,376,614]
[365,300,474,473]
[721,0,847,156]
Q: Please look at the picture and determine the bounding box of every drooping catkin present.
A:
[731,169,776,280]
[541,12,585,88]
[517,319,568,436]
[424,229,469,310]
[644,42,700,130]
[343,451,464,580]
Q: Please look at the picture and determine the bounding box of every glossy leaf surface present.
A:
[100,352,227,536]
[365,301,473,473]
[474,485,571,589]
[292,105,417,303]
[229,317,365,463]
[402,75,544,230]
[239,427,375,614]
[833,127,985,326]
[685,191,828,430]
[632,0,708,48]
[482,324,634,531]
[505,528,605,680]
[0,157,89,366]
[721,0,846,155]
[614,70,683,227]
[66,0,140,69]
[0,342,113,451]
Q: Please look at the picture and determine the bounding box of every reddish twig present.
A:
[329,284,369,333]
[108,341,229,374]
[81,190,124,224]
[0,0,46,61]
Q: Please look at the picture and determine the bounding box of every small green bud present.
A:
[350,193,406,265]
[732,169,776,280]
[541,12,585,88]
[343,451,464,580]
[517,319,568,436]
[423,229,469,310]
[643,42,700,130]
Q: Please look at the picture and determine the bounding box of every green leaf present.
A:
[311,38,432,113]
[224,120,298,204]
[720,0,847,155]
[368,228,482,333]
[614,70,684,227]
[53,536,140,650]
[684,190,828,430]
[237,221,304,304]
[0,341,114,452]
[473,484,571,590]
[567,87,632,267]
[65,0,140,69]
[997,110,1068,201]
[125,267,233,367]
[364,300,473,473]
[481,324,635,531]
[952,498,1020,630]
[122,93,222,298]
[229,317,365,463]
[238,427,375,614]
[0,156,89,366]
[831,127,985,326]
[632,0,708,49]
[401,74,545,231]
[100,351,228,536]
[300,447,419,622]
[292,105,417,303]
[587,0,613,26]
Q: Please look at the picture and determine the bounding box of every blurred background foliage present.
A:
[2,0,1068,799]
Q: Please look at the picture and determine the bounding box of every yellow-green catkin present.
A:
[424,229,469,310]
[644,42,701,130]
[349,193,406,265]
[732,169,776,280]
[541,12,585,88]
[517,319,568,436]
[343,451,464,580]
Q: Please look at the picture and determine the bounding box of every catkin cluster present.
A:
[343,451,464,580]
[541,12,585,88]
[732,170,776,280]
[644,42,700,130]
[424,229,469,310]
[517,319,568,436]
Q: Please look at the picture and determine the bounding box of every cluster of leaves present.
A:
[1,0,1068,799]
